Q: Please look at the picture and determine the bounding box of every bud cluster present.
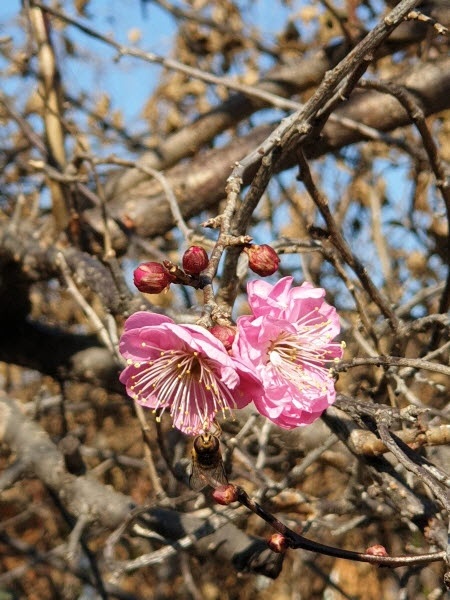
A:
[133,243,280,296]
[133,246,209,295]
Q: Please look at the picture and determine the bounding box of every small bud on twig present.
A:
[245,244,280,277]
[268,533,288,554]
[366,545,388,557]
[182,246,209,275]
[212,484,239,505]
[133,262,171,294]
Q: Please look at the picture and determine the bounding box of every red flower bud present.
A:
[267,533,288,554]
[365,544,388,557]
[245,244,280,277]
[212,484,239,505]
[182,246,209,275]
[133,262,171,294]
[209,325,236,351]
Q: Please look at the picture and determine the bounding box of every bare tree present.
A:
[0,0,449,598]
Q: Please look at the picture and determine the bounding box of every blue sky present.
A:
[0,0,295,127]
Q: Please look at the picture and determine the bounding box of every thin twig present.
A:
[296,149,400,331]
[133,402,168,502]
[377,422,449,512]
[56,252,117,355]
[235,485,446,567]
[335,355,450,377]
[31,1,417,159]
[359,78,450,324]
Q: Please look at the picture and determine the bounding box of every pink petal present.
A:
[123,311,174,331]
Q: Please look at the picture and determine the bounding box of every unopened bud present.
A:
[366,544,388,557]
[133,262,171,294]
[245,244,280,277]
[212,484,239,505]
[267,533,288,554]
[182,246,209,275]
[209,325,236,351]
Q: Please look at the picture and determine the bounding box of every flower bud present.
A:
[245,244,280,277]
[267,533,288,554]
[209,325,236,351]
[212,484,239,505]
[365,544,388,557]
[133,262,171,294]
[182,246,209,275]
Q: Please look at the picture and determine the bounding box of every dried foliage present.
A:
[0,0,449,599]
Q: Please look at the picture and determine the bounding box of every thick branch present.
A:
[103,56,450,239]
[104,1,448,195]
[0,319,120,387]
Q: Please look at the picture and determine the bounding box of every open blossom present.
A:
[119,311,263,435]
[232,277,343,429]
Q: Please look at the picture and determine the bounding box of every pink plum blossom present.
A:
[119,311,263,435]
[232,277,343,428]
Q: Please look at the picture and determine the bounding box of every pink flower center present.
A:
[266,318,337,394]
[128,345,237,428]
